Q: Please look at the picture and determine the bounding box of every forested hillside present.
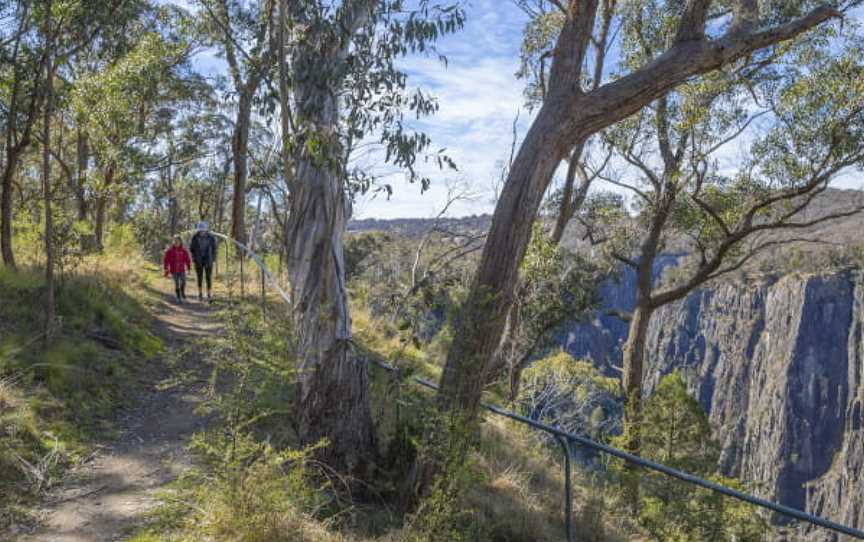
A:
[3,1,864,541]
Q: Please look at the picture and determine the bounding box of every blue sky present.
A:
[353,1,533,219]
[181,0,532,219]
[183,1,863,220]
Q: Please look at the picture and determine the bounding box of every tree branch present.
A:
[731,0,758,34]
[578,5,840,141]
[606,308,633,322]
[675,0,712,43]
[548,0,599,96]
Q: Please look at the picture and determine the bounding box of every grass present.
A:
[0,254,164,531]
[126,296,638,542]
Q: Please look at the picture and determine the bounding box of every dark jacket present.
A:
[190,232,217,266]
[163,245,191,275]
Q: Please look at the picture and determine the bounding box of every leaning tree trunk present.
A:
[437,106,573,418]
[230,89,253,244]
[431,2,837,442]
[286,83,376,478]
[415,99,580,499]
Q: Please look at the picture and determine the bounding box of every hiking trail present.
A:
[15,279,221,542]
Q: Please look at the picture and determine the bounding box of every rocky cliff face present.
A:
[562,271,864,539]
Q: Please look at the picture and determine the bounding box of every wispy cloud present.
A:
[179,1,862,218]
[355,1,533,219]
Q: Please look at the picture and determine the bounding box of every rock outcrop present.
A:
[561,270,864,540]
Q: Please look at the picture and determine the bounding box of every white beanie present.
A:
[196,221,209,231]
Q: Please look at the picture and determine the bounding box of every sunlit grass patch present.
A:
[0,258,166,530]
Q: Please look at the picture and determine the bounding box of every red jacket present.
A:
[163,245,191,275]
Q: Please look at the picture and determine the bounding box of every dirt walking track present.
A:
[16,281,220,542]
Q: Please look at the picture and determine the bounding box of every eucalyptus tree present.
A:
[435,0,863,431]
[71,26,195,249]
[57,0,169,226]
[1,0,151,264]
[1,0,45,267]
[596,33,864,461]
[196,0,276,245]
[279,0,464,475]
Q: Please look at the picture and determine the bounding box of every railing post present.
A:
[555,435,574,542]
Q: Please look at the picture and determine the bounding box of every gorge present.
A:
[562,263,864,540]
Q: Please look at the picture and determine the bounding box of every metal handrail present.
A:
[191,230,864,541]
[368,358,864,541]
[178,229,292,304]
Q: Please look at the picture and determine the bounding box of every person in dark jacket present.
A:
[163,236,191,303]
[189,221,217,302]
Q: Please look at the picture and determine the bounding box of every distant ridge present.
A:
[348,214,492,238]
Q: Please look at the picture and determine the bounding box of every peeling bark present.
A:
[287,108,377,475]
[285,0,380,476]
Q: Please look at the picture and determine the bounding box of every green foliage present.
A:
[516,8,565,107]
[282,0,465,198]
[401,412,486,542]
[71,31,189,149]
[189,434,332,541]
[196,304,296,446]
[517,225,601,347]
[500,226,605,398]
[132,434,339,542]
[622,372,768,541]
[640,372,715,472]
[518,351,620,444]
[348,229,477,353]
[104,223,141,258]
[345,232,392,281]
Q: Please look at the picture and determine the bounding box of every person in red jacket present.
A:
[163,236,192,303]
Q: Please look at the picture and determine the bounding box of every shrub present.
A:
[623,372,768,541]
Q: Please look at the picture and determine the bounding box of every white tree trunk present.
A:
[286,85,376,475]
